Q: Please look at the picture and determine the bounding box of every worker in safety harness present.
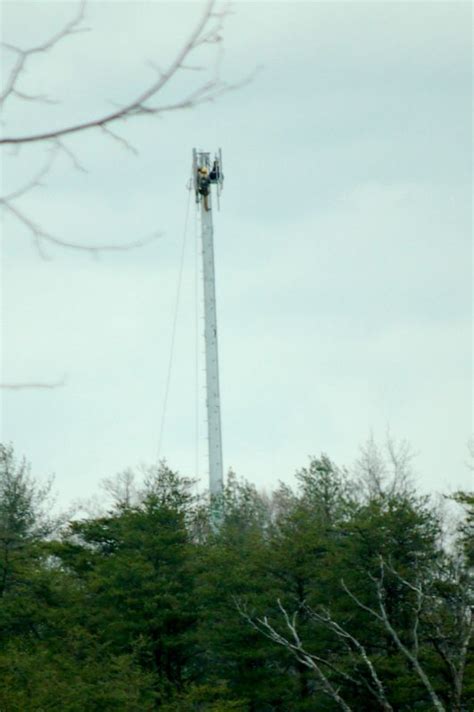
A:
[197,166,211,211]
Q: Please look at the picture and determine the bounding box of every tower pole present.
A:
[195,150,224,498]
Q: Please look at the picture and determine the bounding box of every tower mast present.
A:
[193,149,224,497]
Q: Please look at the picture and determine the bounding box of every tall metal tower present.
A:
[193,149,224,497]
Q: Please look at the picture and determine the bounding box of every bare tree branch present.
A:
[237,599,354,712]
[0,0,88,111]
[0,380,65,390]
[1,150,56,203]
[239,549,472,712]
[1,1,253,255]
[52,138,88,173]
[1,195,161,257]
[381,557,424,657]
[0,1,249,146]
[245,596,394,711]
[419,559,473,712]
[354,433,415,499]
[99,125,138,155]
[306,606,394,712]
[340,579,383,623]
[342,561,446,712]
[1,142,161,256]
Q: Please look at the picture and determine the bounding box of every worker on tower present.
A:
[197,166,211,211]
[209,159,220,183]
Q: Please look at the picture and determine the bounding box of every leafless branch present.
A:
[0,0,249,146]
[1,1,253,255]
[306,606,393,712]
[0,0,88,111]
[0,380,65,390]
[354,433,415,500]
[99,125,138,154]
[1,143,161,255]
[1,195,161,257]
[6,89,58,106]
[456,607,473,707]
[52,138,88,173]
[1,151,56,203]
[412,558,472,712]
[237,599,354,712]
[381,557,424,657]
[340,579,383,623]
[342,563,446,712]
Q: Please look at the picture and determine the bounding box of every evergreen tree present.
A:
[1,442,471,710]
[56,464,198,703]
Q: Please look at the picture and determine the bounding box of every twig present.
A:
[1,198,161,256]
[0,380,65,390]
[0,1,87,110]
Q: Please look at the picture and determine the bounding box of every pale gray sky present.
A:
[1,1,472,507]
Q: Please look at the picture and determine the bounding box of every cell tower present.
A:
[192,149,224,498]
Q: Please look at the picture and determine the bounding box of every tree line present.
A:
[0,441,472,711]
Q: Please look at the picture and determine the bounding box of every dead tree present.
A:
[240,556,473,712]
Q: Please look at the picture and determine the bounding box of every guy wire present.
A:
[156,171,193,464]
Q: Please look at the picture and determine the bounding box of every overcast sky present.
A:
[1,0,472,508]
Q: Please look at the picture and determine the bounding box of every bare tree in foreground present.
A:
[0,0,247,256]
[239,556,473,711]
[1,0,248,389]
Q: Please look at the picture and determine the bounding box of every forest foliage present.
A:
[0,441,472,711]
